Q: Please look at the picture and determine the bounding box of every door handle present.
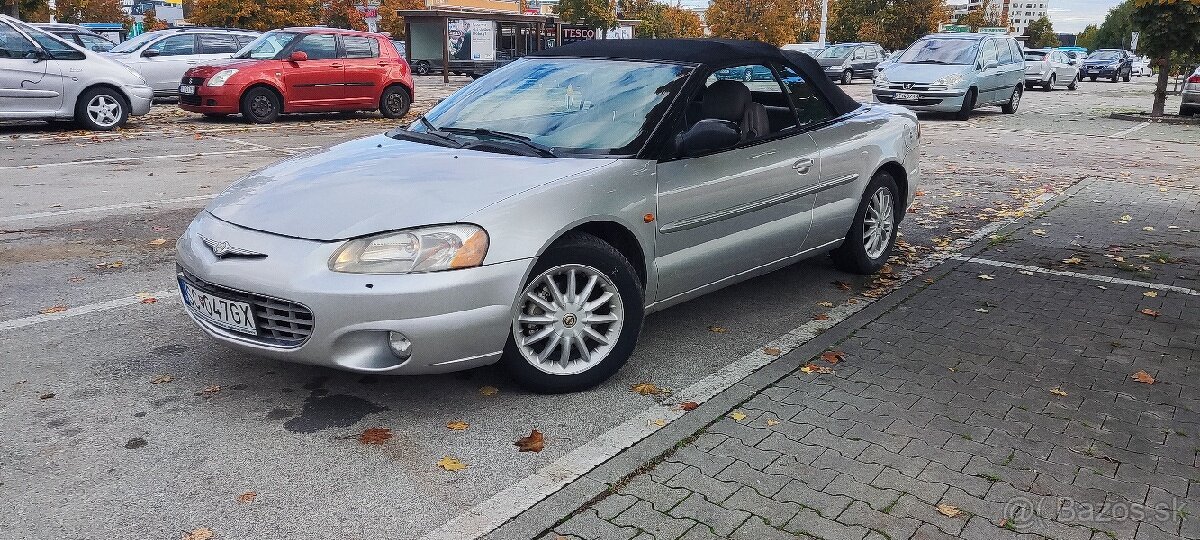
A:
[377,61,390,66]
[793,158,814,175]
[330,63,344,68]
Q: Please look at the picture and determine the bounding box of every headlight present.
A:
[874,72,889,86]
[933,72,966,88]
[206,69,239,87]
[329,224,489,274]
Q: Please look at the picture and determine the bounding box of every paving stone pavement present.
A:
[528,177,1199,540]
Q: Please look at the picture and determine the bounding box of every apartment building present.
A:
[965,0,1048,35]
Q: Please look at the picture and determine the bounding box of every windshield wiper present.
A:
[387,118,462,148]
[908,60,953,65]
[441,127,558,158]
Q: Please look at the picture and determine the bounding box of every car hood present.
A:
[880,63,970,83]
[817,57,849,68]
[206,134,616,241]
[186,58,278,77]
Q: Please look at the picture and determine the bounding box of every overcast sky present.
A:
[673,0,1122,34]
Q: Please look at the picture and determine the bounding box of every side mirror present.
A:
[29,48,49,62]
[674,119,740,159]
[289,51,308,62]
[141,48,160,58]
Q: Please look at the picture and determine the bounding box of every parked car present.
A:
[104,27,259,96]
[1023,49,1078,91]
[817,42,887,84]
[178,28,412,123]
[1131,56,1152,77]
[781,42,825,57]
[714,64,774,81]
[873,33,1025,120]
[1181,66,1200,117]
[33,22,116,51]
[0,15,152,130]
[873,50,901,81]
[175,39,920,393]
[1081,49,1133,82]
[1059,49,1086,68]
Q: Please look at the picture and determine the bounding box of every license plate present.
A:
[179,84,196,95]
[180,280,257,335]
[1088,69,1099,73]
[894,92,920,101]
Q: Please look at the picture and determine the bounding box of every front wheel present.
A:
[1068,74,1078,91]
[503,233,645,394]
[831,172,900,274]
[240,87,281,124]
[1044,75,1055,91]
[1002,85,1021,114]
[1122,69,1131,82]
[1090,76,1098,82]
[74,87,129,131]
[379,85,411,119]
[841,70,853,85]
[955,88,976,121]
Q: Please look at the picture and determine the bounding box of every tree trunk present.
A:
[1152,59,1170,117]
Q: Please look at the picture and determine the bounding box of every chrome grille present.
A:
[179,268,314,347]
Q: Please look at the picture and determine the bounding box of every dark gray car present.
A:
[817,42,886,85]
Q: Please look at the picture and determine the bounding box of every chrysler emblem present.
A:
[199,234,265,259]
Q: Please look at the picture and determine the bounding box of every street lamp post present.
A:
[818,0,828,47]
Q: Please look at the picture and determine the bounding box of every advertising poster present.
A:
[448,19,496,61]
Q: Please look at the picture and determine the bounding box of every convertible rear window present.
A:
[413,58,692,156]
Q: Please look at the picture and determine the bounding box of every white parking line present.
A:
[0,289,176,332]
[0,146,318,170]
[952,256,1200,296]
[0,195,215,223]
[1110,121,1151,138]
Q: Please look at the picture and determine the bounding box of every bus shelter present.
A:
[398,9,559,83]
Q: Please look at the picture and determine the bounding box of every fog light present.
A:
[388,331,412,360]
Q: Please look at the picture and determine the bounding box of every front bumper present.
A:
[179,84,242,114]
[176,212,533,374]
[1181,89,1200,106]
[871,87,967,113]
[1082,65,1119,77]
[1024,71,1051,84]
[824,66,849,78]
[126,84,154,116]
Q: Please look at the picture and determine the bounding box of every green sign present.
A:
[941,24,970,33]
[979,27,1009,34]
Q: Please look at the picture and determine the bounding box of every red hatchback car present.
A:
[179,28,413,123]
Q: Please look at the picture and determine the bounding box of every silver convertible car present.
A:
[177,39,920,393]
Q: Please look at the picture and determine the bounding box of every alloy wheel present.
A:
[86,94,122,128]
[862,187,895,260]
[513,264,625,375]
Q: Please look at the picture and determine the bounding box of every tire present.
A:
[1024,82,1033,91]
[830,172,901,274]
[841,70,853,85]
[1181,106,1196,117]
[1068,75,1078,91]
[955,88,976,121]
[1090,76,1097,82]
[379,85,411,119]
[74,87,129,131]
[240,86,281,124]
[743,68,753,82]
[1002,85,1021,114]
[1122,69,1131,82]
[413,61,431,76]
[502,232,645,394]
[1110,72,1119,83]
[1044,75,1055,91]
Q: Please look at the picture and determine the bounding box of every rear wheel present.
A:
[413,61,431,75]
[379,85,411,119]
[503,233,644,394]
[743,68,753,82]
[1068,74,1078,91]
[841,70,853,85]
[74,87,128,131]
[1044,74,1055,91]
[240,87,281,124]
[1090,76,1097,82]
[955,88,976,120]
[1002,85,1021,114]
[1122,69,1131,82]
[831,172,900,274]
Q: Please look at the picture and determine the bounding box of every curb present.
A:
[1109,112,1200,125]
[483,180,1094,540]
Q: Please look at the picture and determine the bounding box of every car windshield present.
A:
[235,31,299,59]
[897,38,978,65]
[406,57,692,156]
[818,44,855,59]
[108,30,161,53]
[1088,51,1121,61]
[1024,51,1047,61]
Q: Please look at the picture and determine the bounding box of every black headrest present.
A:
[702,80,751,122]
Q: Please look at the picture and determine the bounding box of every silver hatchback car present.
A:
[177,40,920,393]
[0,15,153,130]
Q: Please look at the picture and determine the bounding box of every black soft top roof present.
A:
[534,39,861,117]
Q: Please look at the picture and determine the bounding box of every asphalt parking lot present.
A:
[1,76,1198,539]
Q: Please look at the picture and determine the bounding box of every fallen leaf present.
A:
[1131,370,1155,384]
[1031,229,1047,236]
[1139,308,1160,318]
[446,421,469,431]
[1142,226,1155,232]
[181,528,214,540]
[763,347,782,356]
[975,308,990,313]
[198,385,221,395]
[479,385,499,396]
[936,504,962,518]
[820,350,845,364]
[766,419,780,426]
[648,418,666,427]
[708,325,728,333]
[813,313,830,321]
[437,455,467,471]
[678,401,699,411]
[140,297,158,304]
[39,392,55,400]
[801,364,835,374]
[514,429,544,452]
[1143,291,1158,298]
[193,133,203,140]
[96,260,124,269]
[1119,214,1133,222]
[816,301,835,308]
[358,427,392,445]
[1062,257,1083,265]
[148,238,168,246]
[1050,387,1068,397]
[1018,270,1035,276]
[150,374,174,384]
[632,382,666,395]
[728,410,747,422]
[39,305,68,314]
[236,491,257,503]
[834,281,852,291]
[977,274,994,280]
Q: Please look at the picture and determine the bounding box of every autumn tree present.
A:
[956,0,1007,31]
[322,0,366,30]
[1130,0,1200,116]
[55,0,131,26]
[0,0,51,21]
[829,0,885,43]
[618,0,702,38]
[187,0,320,30]
[858,0,947,50]
[1023,16,1058,48]
[1076,24,1099,50]
[378,0,424,38]
[557,0,617,33]
[708,0,821,45]
[142,9,170,31]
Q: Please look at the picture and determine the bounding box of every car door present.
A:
[140,34,197,93]
[280,33,344,109]
[0,22,64,114]
[339,34,383,107]
[850,46,868,78]
[653,63,821,303]
[976,39,1002,104]
[861,46,880,77]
